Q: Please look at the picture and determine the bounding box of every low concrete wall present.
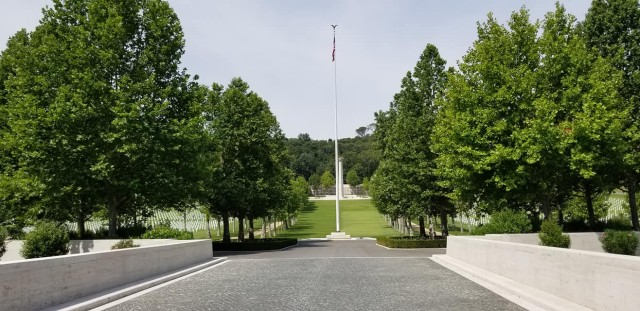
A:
[446,236,640,311]
[2,239,182,262]
[482,232,640,255]
[0,239,212,311]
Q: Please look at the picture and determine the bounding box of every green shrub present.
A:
[474,210,532,235]
[111,239,140,250]
[539,220,571,248]
[212,238,297,251]
[117,225,148,238]
[600,230,639,255]
[376,236,447,248]
[0,226,7,259]
[141,225,193,240]
[604,217,633,231]
[21,221,70,259]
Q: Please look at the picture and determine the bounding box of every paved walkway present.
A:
[98,240,524,311]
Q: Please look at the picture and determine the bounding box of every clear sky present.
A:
[0,1,591,139]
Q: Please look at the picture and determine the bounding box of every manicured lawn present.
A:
[193,218,264,240]
[278,199,401,239]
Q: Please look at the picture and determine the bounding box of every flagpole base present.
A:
[326,232,351,240]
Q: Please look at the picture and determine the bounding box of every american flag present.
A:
[332,36,336,62]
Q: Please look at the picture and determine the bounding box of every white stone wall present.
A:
[0,239,212,310]
[2,239,182,262]
[481,232,640,255]
[446,235,640,311]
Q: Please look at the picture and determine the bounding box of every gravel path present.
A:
[100,240,524,311]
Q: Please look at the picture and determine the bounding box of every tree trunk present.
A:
[440,210,449,237]
[183,210,187,231]
[584,182,596,230]
[249,218,255,241]
[418,215,426,238]
[217,218,221,237]
[238,215,245,242]
[222,213,231,243]
[206,213,212,239]
[541,197,551,220]
[272,216,277,236]
[428,217,434,239]
[77,212,86,238]
[628,179,639,231]
[558,208,564,227]
[133,208,138,227]
[108,197,119,238]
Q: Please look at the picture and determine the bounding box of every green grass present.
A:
[193,218,264,240]
[278,199,401,239]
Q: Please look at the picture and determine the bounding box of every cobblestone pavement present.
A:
[101,240,524,311]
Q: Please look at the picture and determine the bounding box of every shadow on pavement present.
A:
[212,239,331,258]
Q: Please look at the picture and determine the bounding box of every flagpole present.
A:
[332,24,340,233]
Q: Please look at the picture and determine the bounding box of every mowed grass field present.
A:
[278,199,401,239]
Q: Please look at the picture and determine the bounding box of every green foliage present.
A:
[361,177,370,193]
[0,226,7,258]
[539,220,571,248]
[562,192,610,224]
[0,0,205,238]
[376,236,447,248]
[474,210,533,235]
[583,0,640,230]
[281,176,310,223]
[309,173,321,195]
[346,169,360,186]
[605,217,634,231]
[116,225,148,239]
[320,171,335,189]
[20,221,70,259]
[212,238,297,251]
[371,44,450,223]
[200,78,290,242]
[284,134,379,181]
[111,239,139,250]
[600,230,639,255]
[432,5,626,227]
[141,225,193,240]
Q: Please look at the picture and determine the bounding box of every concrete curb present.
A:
[430,255,590,311]
[47,257,228,311]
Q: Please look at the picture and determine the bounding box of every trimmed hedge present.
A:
[21,221,70,259]
[377,236,447,248]
[212,238,297,251]
[0,226,7,259]
[141,225,193,240]
[600,230,639,255]
[539,220,571,248]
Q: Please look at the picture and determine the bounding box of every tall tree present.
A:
[320,171,336,192]
[371,44,449,237]
[346,169,360,186]
[582,0,640,230]
[434,10,546,214]
[0,0,203,237]
[543,5,626,229]
[433,6,626,230]
[203,78,286,242]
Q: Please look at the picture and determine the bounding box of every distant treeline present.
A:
[285,133,380,184]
